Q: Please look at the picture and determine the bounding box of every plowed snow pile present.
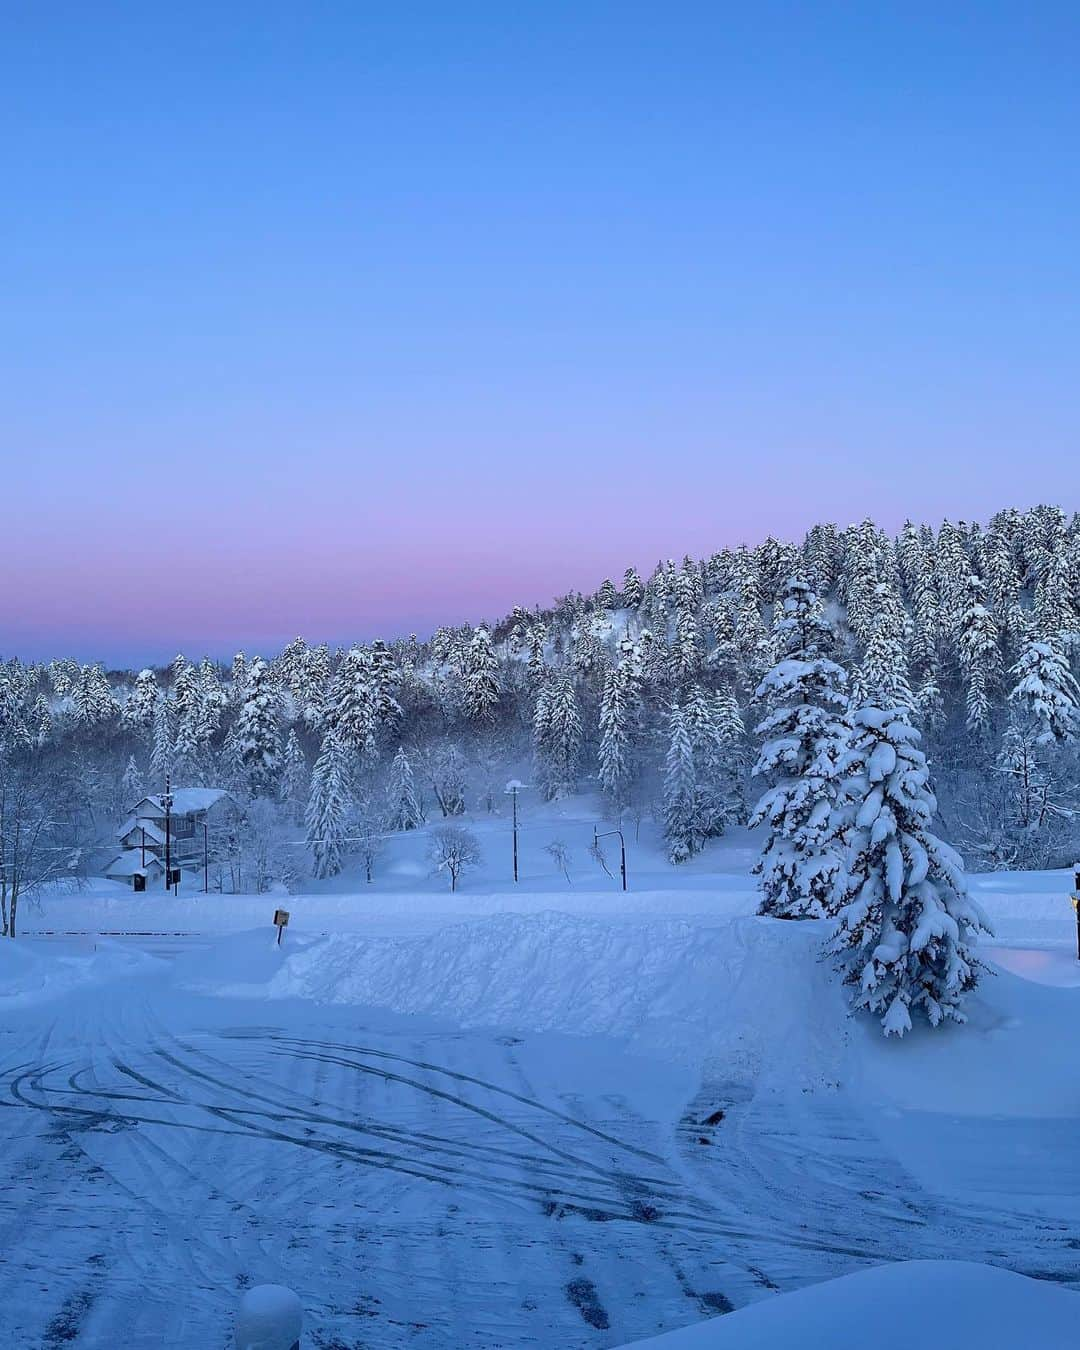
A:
[175,912,847,1080]
[0,937,158,1006]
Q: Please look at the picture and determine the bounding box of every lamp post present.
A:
[162,775,173,893]
[504,781,528,883]
[593,825,628,892]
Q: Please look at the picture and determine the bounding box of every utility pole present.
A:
[593,825,628,892]
[162,774,173,893]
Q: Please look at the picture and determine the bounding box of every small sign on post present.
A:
[273,908,290,946]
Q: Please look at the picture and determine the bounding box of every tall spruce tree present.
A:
[280,728,309,823]
[533,673,581,800]
[827,706,988,1036]
[663,703,701,863]
[386,745,424,830]
[750,578,850,918]
[235,657,281,798]
[306,729,350,878]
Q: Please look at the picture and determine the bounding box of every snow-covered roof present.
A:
[118,818,166,844]
[104,853,162,878]
[129,789,236,817]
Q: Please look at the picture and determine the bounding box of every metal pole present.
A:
[203,821,209,894]
[512,786,519,883]
[1074,865,1080,962]
[163,774,172,892]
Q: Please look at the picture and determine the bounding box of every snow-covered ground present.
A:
[5,821,1080,1346]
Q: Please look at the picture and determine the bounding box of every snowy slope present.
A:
[618,1260,1080,1349]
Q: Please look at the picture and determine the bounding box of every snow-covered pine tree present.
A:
[683,685,730,839]
[31,693,51,747]
[234,656,281,798]
[386,745,424,830]
[827,705,989,1036]
[122,669,159,735]
[229,652,248,706]
[370,639,402,728]
[48,659,77,697]
[72,664,116,726]
[750,577,850,918]
[464,626,501,724]
[596,577,618,612]
[852,588,915,715]
[301,643,331,730]
[150,696,173,780]
[172,661,202,749]
[0,671,29,749]
[957,574,1001,737]
[663,702,701,863]
[121,755,144,806]
[196,658,226,741]
[330,646,389,762]
[673,567,702,684]
[621,566,644,610]
[533,672,581,800]
[306,728,350,879]
[712,685,747,820]
[1033,535,1079,654]
[597,641,641,810]
[280,728,309,823]
[1008,638,1080,746]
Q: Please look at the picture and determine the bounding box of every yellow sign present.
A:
[273,909,290,928]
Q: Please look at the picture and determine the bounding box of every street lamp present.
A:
[162,774,174,893]
[593,825,628,892]
[504,780,528,883]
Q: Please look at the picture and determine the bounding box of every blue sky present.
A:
[3,2,1078,662]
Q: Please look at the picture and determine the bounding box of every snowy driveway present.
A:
[2,973,758,1347]
[3,949,1080,1348]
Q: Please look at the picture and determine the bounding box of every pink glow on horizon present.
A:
[0,492,997,665]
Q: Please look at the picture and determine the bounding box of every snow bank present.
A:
[620,1260,1079,1349]
[0,937,161,1007]
[856,959,1080,1119]
[175,911,846,1080]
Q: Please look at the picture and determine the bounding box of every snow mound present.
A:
[621,1260,1079,1349]
[178,911,846,1081]
[0,940,46,1000]
[0,938,161,1006]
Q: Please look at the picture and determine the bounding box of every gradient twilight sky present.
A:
[3,3,1078,664]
